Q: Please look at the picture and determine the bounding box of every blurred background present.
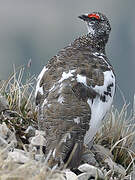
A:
[0,0,134,109]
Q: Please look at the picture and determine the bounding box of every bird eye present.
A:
[88,14,100,20]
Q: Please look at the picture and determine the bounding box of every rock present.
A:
[0,122,10,139]
[35,130,46,136]
[0,122,17,148]
[29,130,47,154]
[78,163,104,179]
[48,172,66,180]
[0,94,9,112]
[0,136,8,147]
[65,170,78,180]
[78,172,94,180]
[104,158,126,176]
[81,150,99,167]
[30,134,47,147]
[25,126,36,138]
[125,171,135,180]
[8,149,30,164]
[91,144,114,165]
[35,154,45,161]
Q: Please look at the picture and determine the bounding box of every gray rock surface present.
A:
[8,149,30,163]
[64,170,78,180]
[0,122,17,149]
[29,129,47,154]
[105,158,126,176]
[0,122,130,179]
[25,125,36,138]
[81,150,99,167]
[78,163,104,179]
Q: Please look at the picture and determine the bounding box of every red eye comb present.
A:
[88,13,100,20]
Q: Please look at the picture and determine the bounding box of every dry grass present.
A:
[1,65,36,116]
[95,102,135,176]
[0,66,135,179]
[0,153,66,180]
[0,65,38,143]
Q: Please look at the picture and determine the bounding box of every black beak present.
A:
[78,14,88,21]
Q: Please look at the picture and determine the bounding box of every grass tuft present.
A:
[0,66,135,179]
[95,103,135,174]
[0,65,38,147]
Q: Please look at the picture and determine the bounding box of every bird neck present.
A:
[72,33,109,54]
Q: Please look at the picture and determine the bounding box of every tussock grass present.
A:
[1,65,35,115]
[95,103,135,175]
[0,154,65,180]
[0,65,37,133]
[0,66,135,179]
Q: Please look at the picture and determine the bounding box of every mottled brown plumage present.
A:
[35,12,115,168]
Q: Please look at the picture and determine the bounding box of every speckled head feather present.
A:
[79,12,111,43]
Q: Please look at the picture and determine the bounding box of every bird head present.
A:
[78,12,111,39]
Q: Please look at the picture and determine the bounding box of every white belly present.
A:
[84,70,115,145]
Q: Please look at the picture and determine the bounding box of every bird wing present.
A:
[35,46,114,105]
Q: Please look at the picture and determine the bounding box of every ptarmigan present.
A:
[35,12,115,168]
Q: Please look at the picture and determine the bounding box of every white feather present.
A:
[84,70,115,145]
[49,84,56,92]
[93,70,115,96]
[93,52,111,68]
[42,99,48,107]
[74,117,80,124]
[58,95,64,104]
[87,24,95,35]
[76,74,87,86]
[35,66,48,98]
[58,70,76,83]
